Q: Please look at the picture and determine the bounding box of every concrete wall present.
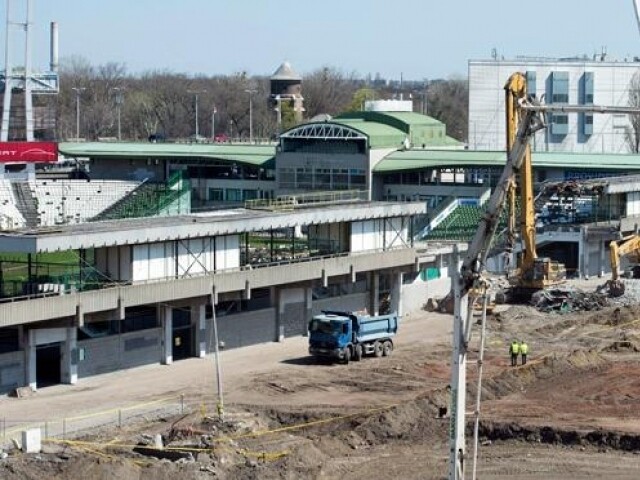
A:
[0,350,24,395]
[77,328,161,378]
[312,292,369,316]
[402,266,450,313]
[210,308,277,350]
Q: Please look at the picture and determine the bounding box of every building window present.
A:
[550,71,569,104]
[314,168,331,189]
[296,167,313,189]
[225,189,242,202]
[349,169,366,188]
[525,71,536,97]
[243,189,258,200]
[208,188,223,201]
[332,169,349,189]
[278,168,295,189]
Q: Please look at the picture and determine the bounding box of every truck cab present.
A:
[308,312,354,362]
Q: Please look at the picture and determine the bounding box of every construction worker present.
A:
[520,340,529,365]
[509,340,520,367]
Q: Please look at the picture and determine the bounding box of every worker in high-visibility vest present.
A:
[509,340,520,367]
[520,340,529,365]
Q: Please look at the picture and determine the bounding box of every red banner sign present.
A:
[0,142,58,163]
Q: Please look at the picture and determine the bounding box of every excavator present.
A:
[502,74,566,301]
[606,233,640,297]
[440,72,563,313]
[447,71,640,480]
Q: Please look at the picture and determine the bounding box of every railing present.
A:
[245,190,367,211]
[0,244,415,304]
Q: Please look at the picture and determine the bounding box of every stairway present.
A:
[11,181,38,227]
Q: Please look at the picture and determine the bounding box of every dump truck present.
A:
[308,310,398,364]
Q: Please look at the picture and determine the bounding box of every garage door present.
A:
[214,308,277,350]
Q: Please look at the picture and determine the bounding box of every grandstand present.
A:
[32,179,141,226]
[0,179,26,229]
[426,205,485,241]
[91,172,191,221]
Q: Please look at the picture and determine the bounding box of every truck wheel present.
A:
[383,340,393,357]
[373,341,383,358]
[354,344,363,361]
[342,347,351,365]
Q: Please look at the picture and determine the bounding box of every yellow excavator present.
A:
[606,233,640,297]
[502,73,565,300]
[440,72,564,311]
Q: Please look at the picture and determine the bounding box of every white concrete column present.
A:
[582,227,590,280]
[303,286,313,336]
[25,329,37,390]
[598,240,605,277]
[390,272,403,318]
[161,305,173,365]
[577,228,585,279]
[276,288,285,342]
[370,272,380,316]
[62,327,78,385]
[196,303,207,358]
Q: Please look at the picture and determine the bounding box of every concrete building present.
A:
[469,57,640,153]
[0,197,464,394]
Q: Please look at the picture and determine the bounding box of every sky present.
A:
[6,0,640,80]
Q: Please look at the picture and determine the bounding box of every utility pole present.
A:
[210,292,224,421]
[211,106,217,139]
[245,88,257,142]
[71,87,86,140]
[111,87,124,141]
[187,89,206,138]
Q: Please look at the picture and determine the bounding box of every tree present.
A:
[347,88,378,112]
[627,72,640,153]
[302,67,359,118]
[426,77,468,142]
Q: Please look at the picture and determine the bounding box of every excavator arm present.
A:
[609,234,640,281]
[453,73,545,301]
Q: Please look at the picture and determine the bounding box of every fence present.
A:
[0,394,188,447]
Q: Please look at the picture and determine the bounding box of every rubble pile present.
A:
[531,287,609,313]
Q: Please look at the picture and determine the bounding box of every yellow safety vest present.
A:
[510,342,519,354]
[520,343,529,355]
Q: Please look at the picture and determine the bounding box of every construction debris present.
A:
[531,287,609,313]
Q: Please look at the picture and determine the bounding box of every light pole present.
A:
[245,89,257,142]
[71,87,85,140]
[211,106,217,139]
[111,87,124,141]
[187,89,206,139]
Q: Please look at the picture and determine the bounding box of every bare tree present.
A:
[426,77,468,141]
[627,72,640,153]
[303,67,359,118]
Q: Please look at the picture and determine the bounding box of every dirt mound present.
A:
[479,421,640,452]
[602,340,640,352]
[480,349,607,400]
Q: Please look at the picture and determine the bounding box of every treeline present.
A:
[48,56,468,142]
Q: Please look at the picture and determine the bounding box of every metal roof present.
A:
[59,142,276,167]
[374,150,640,172]
[332,119,407,149]
[0,202,426,253]
[270,61,302,81]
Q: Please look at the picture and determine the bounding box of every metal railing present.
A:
[0,244,413,304]
[245,190,368,211]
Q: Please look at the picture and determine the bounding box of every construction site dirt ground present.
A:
[3,277,640,479]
